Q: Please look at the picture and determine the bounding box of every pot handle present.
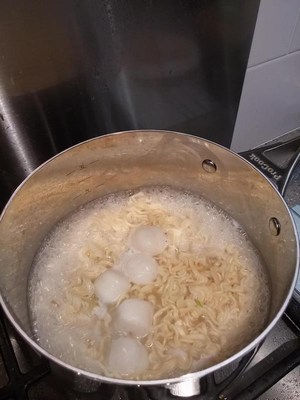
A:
[166,378,201,397]
[160,347,257,398]
[239,134,300,195]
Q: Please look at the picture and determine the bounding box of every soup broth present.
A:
[29,187,270,380]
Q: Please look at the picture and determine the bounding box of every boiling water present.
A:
[29,187,270,379]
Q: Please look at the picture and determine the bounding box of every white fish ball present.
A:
[129,225,167,256]
[123,253,158,284]
[94,269,130,304]
[107,337,149,376]
[113,298,154,338]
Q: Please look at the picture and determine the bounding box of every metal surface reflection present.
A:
[0,0,260,209]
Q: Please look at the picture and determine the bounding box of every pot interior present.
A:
[0,130,297,381]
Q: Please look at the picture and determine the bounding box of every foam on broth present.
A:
[29,187,270,380]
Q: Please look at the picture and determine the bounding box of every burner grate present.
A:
[0,308,49,400]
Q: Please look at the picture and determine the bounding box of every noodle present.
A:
[29,187,270,380]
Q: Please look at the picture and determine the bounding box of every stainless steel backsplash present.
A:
[0,0,260,209]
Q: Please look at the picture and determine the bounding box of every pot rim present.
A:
[0,129,299,386]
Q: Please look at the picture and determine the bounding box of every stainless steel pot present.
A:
[0,130,298,396]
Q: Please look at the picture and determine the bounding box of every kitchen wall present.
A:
[231,0,300,151]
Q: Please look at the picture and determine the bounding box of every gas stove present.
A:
[0,132,299,400]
